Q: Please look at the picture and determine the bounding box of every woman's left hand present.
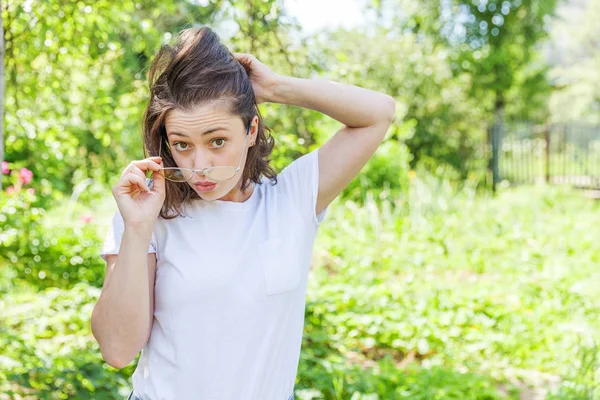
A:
[234,53,281,104]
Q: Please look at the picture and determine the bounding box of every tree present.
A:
[309,25,488,181]
[1,0,222,198]
[368,0,558,188]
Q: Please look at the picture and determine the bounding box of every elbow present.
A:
[382,95,396,124]
[100,346,134,369]
[91,315,137,370]
[370,95,395,143]
[95,333,141,369]
[102,353,131,369]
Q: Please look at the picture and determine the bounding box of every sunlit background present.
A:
[1,0,599,398]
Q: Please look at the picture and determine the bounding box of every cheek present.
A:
[207,150,236,167]
[172,151,190,166]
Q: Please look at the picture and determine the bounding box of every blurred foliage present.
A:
[297,184,600,398]
[0,283,134,399]
[443,0,558,121]
[0,164,106,289]
[314,27,489,178]
[432,0,557,123]
[2,0,223,196]
[548,0,600,124]
[370,0,558,121]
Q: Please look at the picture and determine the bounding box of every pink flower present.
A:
[80,214,94,224]
[18,168,33,185]
[26,188,36,195]
[2,161,8,174]
[6,186,16,195]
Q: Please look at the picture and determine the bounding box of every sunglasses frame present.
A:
[156,122,252,183]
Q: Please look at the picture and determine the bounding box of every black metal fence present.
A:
[490,122,600,190]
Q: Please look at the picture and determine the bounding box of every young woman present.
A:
[91,26,395,400]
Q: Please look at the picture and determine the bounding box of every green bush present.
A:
[1,165,108,290]
[296,185,600,398]
[0,191,106,290]
[341,139,412,204]
[0,284,134,399]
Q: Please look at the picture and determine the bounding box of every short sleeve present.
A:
[277,148,328,226]
[99,207,158,262]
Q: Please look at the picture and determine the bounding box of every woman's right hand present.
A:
[112,156,166,228]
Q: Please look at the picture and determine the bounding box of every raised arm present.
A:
[235,54,395,214]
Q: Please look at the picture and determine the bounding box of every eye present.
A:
[173,142,191,152]
[211,138,227,148]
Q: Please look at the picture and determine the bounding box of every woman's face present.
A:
[164,101,258,201]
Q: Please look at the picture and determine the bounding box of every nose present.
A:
[192,148,212,171]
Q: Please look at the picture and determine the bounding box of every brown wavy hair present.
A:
[142,27,277,219]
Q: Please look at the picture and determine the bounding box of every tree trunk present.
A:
[490,92,505,191]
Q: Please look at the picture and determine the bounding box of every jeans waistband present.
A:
[128,390,294,400]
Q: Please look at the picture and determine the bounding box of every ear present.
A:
[249,115,259,146]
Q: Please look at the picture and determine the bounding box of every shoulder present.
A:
[262,149,324,226]
[273,150,319,189]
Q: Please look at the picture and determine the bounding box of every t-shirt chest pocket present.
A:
[258,207,306,296]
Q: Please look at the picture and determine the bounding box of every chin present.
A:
[195,189,219,201]
[193,184,231,201]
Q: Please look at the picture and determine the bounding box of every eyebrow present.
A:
[167,127,228,138]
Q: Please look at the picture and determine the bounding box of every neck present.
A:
[219,180,255,203]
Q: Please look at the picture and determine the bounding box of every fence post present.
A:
[490,122,502,191]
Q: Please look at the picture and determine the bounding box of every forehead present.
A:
[165,101,242,133]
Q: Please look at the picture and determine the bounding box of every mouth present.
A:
[194,181,217,192]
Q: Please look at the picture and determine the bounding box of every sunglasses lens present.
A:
[206,167,237,181]
[162,168,193,182]
[161,167,237,182]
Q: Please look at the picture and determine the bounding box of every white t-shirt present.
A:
[100,149,327,400]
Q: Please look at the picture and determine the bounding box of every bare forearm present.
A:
[91,226,153,368]
[269,76,395,128]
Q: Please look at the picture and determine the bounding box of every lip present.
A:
[195,181,217,192]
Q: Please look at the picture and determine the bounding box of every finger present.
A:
[121,162,138,179]
[151,169,166,195]
[234,53,254,65]
[124,165,146,181]
[124,173,151,193]
[233,52,251,59]
[131,160,163,173]
[134,159,162,169]
[113,173,149,195]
